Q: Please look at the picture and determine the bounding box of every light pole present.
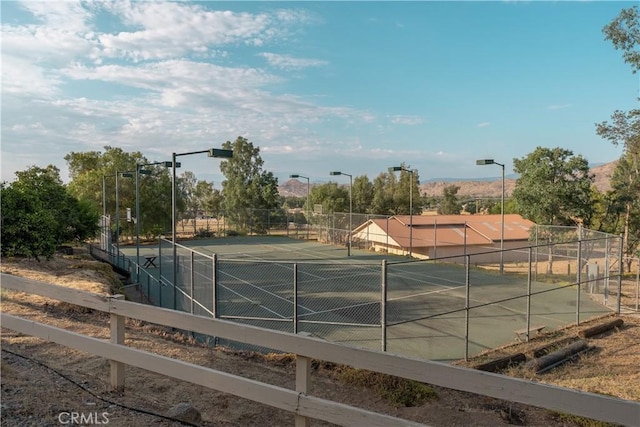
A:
[389,166,416,257]
[171,148,233,309]
[115,169,138,260]
[102,173,118,252]
[123,161,173,274]
[115,171,121,257]
[289,174,310,239]
[476,159,505,274]
[329,171,352,256]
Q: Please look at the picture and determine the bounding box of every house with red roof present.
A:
[351,214,536,262]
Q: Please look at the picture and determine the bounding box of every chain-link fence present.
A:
[105,233,623,360]
[98,212,639,358]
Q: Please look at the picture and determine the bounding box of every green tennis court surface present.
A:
[120,236,613,361]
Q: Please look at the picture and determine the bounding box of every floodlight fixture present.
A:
[329,171,353,256]
[208,148,233,158]
[171,147,233,308]
[389,165,416,257]
[476,158,505,274]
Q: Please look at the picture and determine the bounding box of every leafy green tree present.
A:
[392,167,421,215]
[283,196,305,210]
[0,183,58,260]
[512,147,594,226]
[352,175,373,213]
[597,8,640,269]
[220,136,280,232]
[178,171,198,233]
[603,5,640,74]
[65,147,174,239]
[371,172,396,215]
[437,185,462,215]
[308,182,349,214]
[512,148,594,274]
[1,165,99,259]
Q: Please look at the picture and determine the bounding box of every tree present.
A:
[65,146,174,240]
[437,185,462,215]
[603,5,640,74]
[0,183,58,260]
[220,136,280,233]
[308,182,349,214]
[512,148,594,274]
[597,8,640,269]
[391,167,421,216]
[512,147,594,226]
[178,171,198,233]
[352,175,373,213]
[371,172,396,215]
[1,165,99,259]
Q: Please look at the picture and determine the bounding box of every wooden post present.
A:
[109,294,125,391]
[295,355,311,427]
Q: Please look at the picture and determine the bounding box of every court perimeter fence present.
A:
[100,226,639,361]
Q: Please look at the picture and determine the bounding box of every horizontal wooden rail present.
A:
[1,314,420,427]
[2,273,639,426]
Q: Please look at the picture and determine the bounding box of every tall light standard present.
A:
[389,166,416,257]
[115,169,138,260]
[289,174,310,239]
[476,159,505,274]
[102,173,118,252]
[329,171,352,256]
[123,161,174,274]
[171,148,233,309]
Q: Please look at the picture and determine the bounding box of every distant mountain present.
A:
[279,161,618,199]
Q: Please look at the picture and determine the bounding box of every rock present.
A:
[167,402,201,424]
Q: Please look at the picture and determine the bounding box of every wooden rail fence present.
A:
[1,273,639,426]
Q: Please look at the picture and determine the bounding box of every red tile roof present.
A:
[354,214,535,249]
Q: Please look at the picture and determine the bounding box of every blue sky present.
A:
[1,1,638,187]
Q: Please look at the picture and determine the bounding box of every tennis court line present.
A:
[218,269,316,316]
[386,285,467,302]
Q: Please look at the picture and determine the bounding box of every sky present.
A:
[1,1,639,187]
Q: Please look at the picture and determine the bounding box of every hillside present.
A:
[280,161,618,199]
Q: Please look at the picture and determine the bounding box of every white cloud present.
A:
[390,115,425,126]
[477,122,491,128]
[97,2,311,61]
[259,52,328,70]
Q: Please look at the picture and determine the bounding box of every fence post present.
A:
[212,253,218,319]
[190,251,195,314]
[294,263,298,334]
[381,260,387,352]
[617,235,623,315]
[526,247,533,341]
[109,294,125,391]
[464,255,470,361]
[295,354,311,427]
[158,237,163,308]
[576,238,582,325]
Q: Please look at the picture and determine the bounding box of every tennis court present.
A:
[120,235,615,361]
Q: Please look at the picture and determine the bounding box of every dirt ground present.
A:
[1,250,639,427]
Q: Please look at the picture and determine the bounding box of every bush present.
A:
[336,367,437,407]
[195,228,214,238]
